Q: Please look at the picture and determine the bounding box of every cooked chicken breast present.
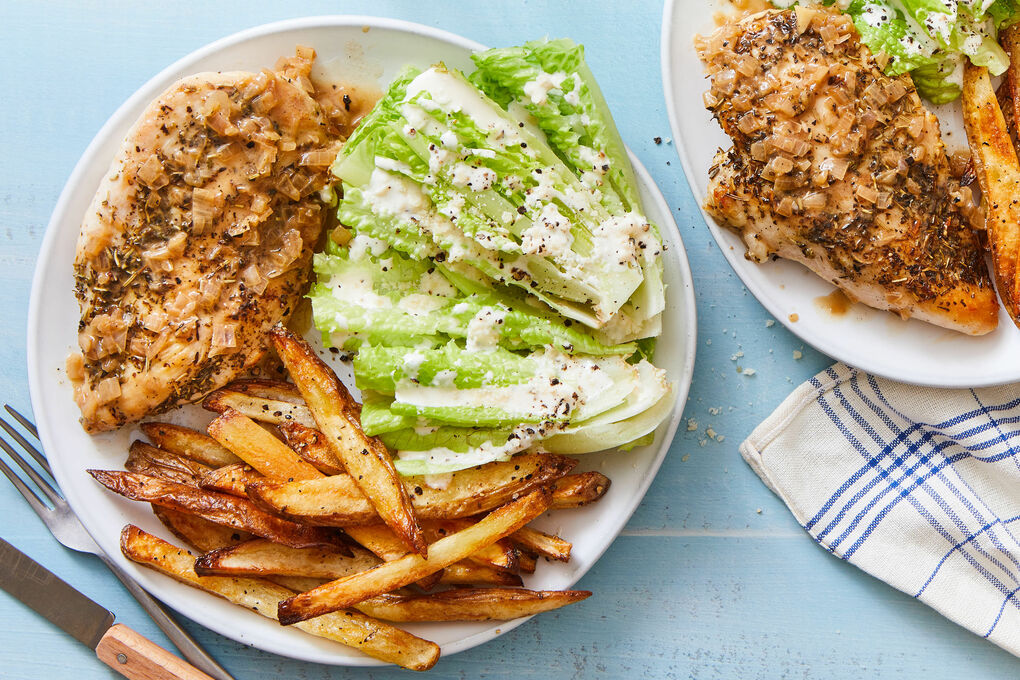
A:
[69,49,342,432]
[696,8,998,335]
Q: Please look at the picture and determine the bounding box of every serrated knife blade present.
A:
[0,536,212,679]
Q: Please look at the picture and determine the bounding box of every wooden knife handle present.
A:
[95,623,215,680]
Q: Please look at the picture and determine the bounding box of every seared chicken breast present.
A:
[70,49,342,432]
[696,8,998,335]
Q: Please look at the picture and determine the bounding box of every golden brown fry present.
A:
[438,562,523,587]
[120,526,439,671]
[278,421,345,474]
[198,463,265,497]
[422,519,519,573]
[354,588,591,622]
[511,525,572,562]
[1002,25,1020,142]
[89,469,340,550]
[195,539,380,579]
[140,422,241,467]
[270,326,425,558]
[550,471,611,509]
[266,575,330,593]
[277,488,551,625]
[342,525,444,591]
[244,454,576,527]
[962,63,1020,324]
[152,506,253,552]
[220,379,305,404]
[203,389,316,428]
[125,441,211,487]
[207,409,323,482]
[517,551,537,574]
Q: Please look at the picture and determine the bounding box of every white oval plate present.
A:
[662,0,1020,388]
[27,16,697,667]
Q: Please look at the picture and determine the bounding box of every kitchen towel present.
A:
[741,363,1020,655]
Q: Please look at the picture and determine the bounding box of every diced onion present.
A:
[96,377,122,405]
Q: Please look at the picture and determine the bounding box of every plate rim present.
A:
[27,13,697,666]
[660,0,1020,389]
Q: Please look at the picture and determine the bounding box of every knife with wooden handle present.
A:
[0,536,213,680]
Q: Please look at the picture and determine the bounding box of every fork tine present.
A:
[4,405,39,440]
[0,414,51,477]
[0,435,62,507]
[0,454,51,518]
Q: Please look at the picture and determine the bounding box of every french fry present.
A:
[140,422,241,467]
[277,488,552,625]
[152,506,252,552]
[423,520,519,573]
[269,326,426,558]
[207,409,323,482]
[120,526,439,671]
[203,389,316,428]
[278,421,345,474]
[438,562,523,587]
[1002,24,1020,141]
[267,575,330,593]
[517,552,537,574]
[511,526,572,562]
[244,454,576,527]
[125,441,211,486]
[354,588,591,622]
[89,470,341,550]
[342,525,444,591]
[199,463,265,497]
[962,63,1020,324]
[550,472,611,509]
[195,539,380,579]
[220,379,305,404]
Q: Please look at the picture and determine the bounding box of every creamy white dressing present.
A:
[397,293,448,315]
[348,234,390,260]
[402,349,427,380]
[465,308,506,352]
[450,163,498,191]
[522,71,568,106]
[520,203,574,258]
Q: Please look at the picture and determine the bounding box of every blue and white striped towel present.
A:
[741,363,1020,655]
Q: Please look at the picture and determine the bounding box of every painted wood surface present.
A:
[0,1,1016,677]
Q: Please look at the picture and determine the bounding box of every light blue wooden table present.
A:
[1,1,1017,677]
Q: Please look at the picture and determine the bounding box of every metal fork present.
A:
[0,405,236,680]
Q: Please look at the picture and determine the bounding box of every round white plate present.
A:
[662,0,1020,388]
[27,16,697,667]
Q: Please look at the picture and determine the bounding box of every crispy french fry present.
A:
[963,63,1020,323]
[199,463,265,497]
[120,526,439,671]
[203,389,316,428]
[220,379,305,404]
[269,326,425,558]
[1002,25,1020,142]
[277,488,551,625]
[89,470,340,550]
[278,421,345,474]
[195,539,380,579]
[517,551,537,574]
[550,471,611,509]
[244,454,576,527]
[342,525,444,591]
[511,525,572,562]
[152,505,252,552]
[207,409,323,482]
[423,520,519,572]
[125,441,211,486]
[354,588,591,622]
[438,562,523,587]
[140,422,241,467]
[267,575,330,593]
